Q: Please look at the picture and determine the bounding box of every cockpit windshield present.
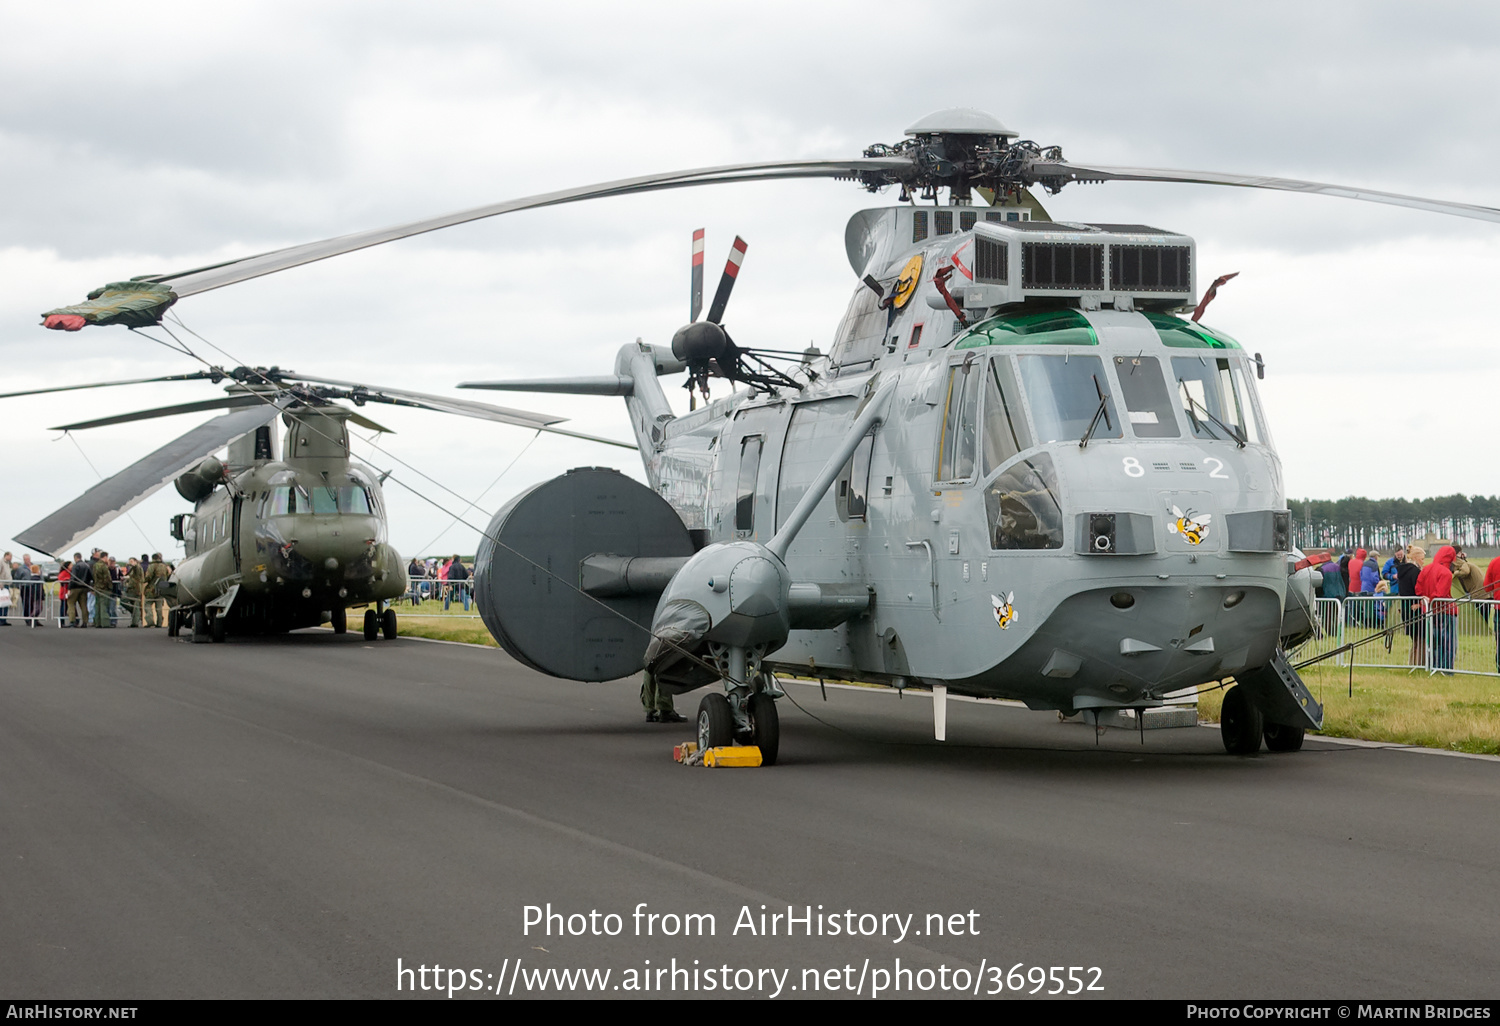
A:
[1015,354,1121,445]
[1171,356,1261,444]
[266,484,373,515]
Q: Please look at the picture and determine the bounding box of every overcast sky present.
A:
[4,1,1499,562]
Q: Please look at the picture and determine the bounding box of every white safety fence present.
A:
[1292,596,1500,677]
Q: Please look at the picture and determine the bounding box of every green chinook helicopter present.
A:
[5,366,630,642]
[34,109,1500,754]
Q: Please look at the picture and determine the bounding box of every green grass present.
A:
[1198,664,1500,755]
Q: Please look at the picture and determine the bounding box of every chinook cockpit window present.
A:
[984,453,1064,550]
[267,484,372,515]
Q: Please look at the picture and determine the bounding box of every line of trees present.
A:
[1289,495,1500,551]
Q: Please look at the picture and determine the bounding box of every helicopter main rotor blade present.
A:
[704,236,747,325]
[270,376,636,450]
[93,158,909,302]
[0,370,222,401]
[49,394,273,432]
[15,404,283,557]
[1032,161,1500,224]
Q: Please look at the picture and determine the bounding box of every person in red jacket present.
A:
[1483,557,1500,674]
[1416,545,1458,672]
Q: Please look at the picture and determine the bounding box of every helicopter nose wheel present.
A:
[190,608,210,644]
[381,607,398,640]
[210,611,226,643]
[330,605,347,635]
[697,693,734,751]
[363,609,378,641]
[747,691,779,766]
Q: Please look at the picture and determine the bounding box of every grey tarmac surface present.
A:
[0,625,1496,1000]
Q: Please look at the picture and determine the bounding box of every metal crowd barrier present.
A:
[0,581,161,628]
[1293,595,1500,677]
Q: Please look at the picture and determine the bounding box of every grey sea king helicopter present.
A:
[4,366,631,642]
[35,109,1500,757]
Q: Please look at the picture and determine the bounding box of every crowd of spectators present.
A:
[0,549,173,629]
[1314,543,1500,672]
[405,555,473,611]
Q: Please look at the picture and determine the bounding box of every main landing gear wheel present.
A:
[747,691,779,766]
[363,609,378,641]
[210,612,226,643]
[190,609,209,644]
[697,693,734,751]
[1220,685,1264,755]
[1263,722,1306,752]
[331,606,347,635]
[167,609,180,637]
[381,608,398,640]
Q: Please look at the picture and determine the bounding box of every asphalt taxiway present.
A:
[1,626,1496,999]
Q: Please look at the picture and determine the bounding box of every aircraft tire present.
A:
[1263,722,1305,752]
[1220,685,1264,755]
[697,693,733,751]
[363,610,378,641]
[167,609,180,637]
[331,606,347,635]
[210,612,226,643]
[381,608,397,640]
[747,692,779,766]
[190,609,209,644]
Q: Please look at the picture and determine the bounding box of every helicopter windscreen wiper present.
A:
[1177,382,1247,448]
[1078,374,1113,449]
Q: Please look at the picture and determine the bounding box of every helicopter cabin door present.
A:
[927,354,987,619]
[722,403,786,542]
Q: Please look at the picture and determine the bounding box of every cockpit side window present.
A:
[936,361,982,483]
[1113,355,1180,438]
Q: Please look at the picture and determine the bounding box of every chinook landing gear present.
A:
[362,604,398,641]
[330,606,347,635]
[190,608,210,645]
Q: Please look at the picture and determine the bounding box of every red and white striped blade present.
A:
[705,236,747,324]
[690,228,705,322]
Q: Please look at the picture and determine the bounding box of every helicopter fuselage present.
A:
[620,217,1291,712]
[161,406,408,634]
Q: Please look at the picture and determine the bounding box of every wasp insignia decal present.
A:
[1168,505,1212,546]
[991,592,1017,630]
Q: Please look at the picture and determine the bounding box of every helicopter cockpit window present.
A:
[1172,356,1253,444]
[1015,355,1121,445]
[267,487,296,515]
[982,358,1031,475]
[1231,363,1270,447]
[1113,355,1180,438]
[936,361,982,483]
[735,436,763,534]
[984,453,1064,550]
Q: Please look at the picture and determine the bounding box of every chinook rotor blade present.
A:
[1031,160,1500,224]
[50,394,272,432]
[14,404,284,557]
[47,158,909,314]
[0,370,222,401]
[271,374,638,450]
